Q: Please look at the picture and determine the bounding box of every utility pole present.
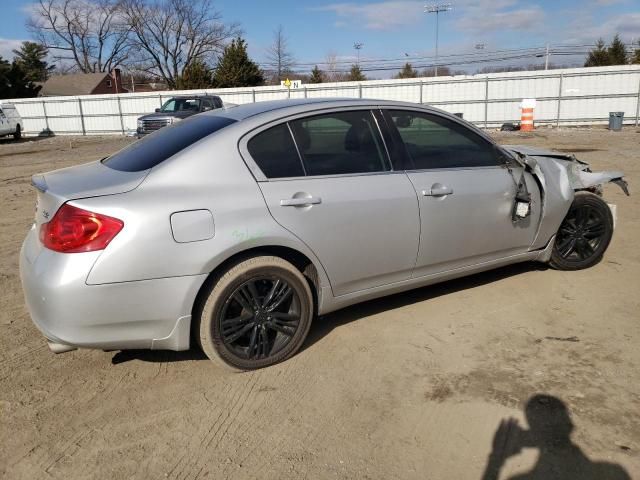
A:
[425,3,452,77]
[545,43,550,70]
[353,42,364,67]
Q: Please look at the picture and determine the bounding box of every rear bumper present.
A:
[19,226,207,352]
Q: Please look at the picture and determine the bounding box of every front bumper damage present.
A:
[505,145,630,197]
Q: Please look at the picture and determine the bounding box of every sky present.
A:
[1,0,639,76]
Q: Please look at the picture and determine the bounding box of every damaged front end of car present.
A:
[503,145,629,255]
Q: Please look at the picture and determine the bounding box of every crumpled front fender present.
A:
[503,145,629,250]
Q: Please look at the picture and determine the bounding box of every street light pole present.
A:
[425,3,452,77]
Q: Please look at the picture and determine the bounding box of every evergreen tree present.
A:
[584,39,611,67]
[309,65,324,83]
[632,47,640,64]
[0,56,41,99]
[213,38,264,88]
[12,41,55,83]
[347,64,366,81]
[176,59,214,90]
[607,34,628,65]
[395,62,418,79]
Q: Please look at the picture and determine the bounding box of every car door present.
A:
[383,109,541,278]
[243,109,420,297]
[0,108,9,135]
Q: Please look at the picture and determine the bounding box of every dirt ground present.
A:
[1,128,639,480]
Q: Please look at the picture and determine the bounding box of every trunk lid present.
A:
[32,160,147,227]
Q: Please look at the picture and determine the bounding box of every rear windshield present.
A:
[103,115,236,172]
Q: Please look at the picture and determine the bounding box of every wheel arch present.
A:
[191,244,325,334]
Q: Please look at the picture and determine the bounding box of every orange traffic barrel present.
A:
[521,107,534,131]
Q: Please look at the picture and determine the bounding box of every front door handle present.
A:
[422,183,454,197]
[280,196,322,207]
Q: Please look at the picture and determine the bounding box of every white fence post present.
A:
[42,101,50,135]
[484,76,489,129]
[77,98,86,135]
[636,79,640,127]
[556,73,564,128]
[117,96,125,134]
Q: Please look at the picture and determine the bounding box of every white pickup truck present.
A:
[0,103,23,140]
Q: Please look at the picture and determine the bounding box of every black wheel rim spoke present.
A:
[219,275,302,362]
[556,203,606,262]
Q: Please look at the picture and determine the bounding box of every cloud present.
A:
[593,0,627,5]
[0,38,24,60]
[313,1,424,31]
[315,0,546,35]
[561,11,640,43]
[454,0,545,34]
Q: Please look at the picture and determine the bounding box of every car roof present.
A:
[213,98,441,122]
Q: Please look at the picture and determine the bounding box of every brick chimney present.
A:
[112,68,123,93]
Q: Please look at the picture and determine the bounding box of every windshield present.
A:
[161,98,201,113]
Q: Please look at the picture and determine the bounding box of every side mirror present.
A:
[155,108,161,113]
[203,106,213,111]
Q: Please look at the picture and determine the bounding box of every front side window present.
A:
[290,110,388,176]
[387,110,502,169]
[247,124,305,179]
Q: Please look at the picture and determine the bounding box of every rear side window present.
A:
[248,124,305,179]
[290,110,388,176]
[103,115,236,172]
[388,110,501,169]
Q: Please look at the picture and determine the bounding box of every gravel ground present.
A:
[1,128,639,480]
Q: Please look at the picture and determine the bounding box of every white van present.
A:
[0,103,23,140]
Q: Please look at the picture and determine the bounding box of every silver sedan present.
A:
[20,99,629,370]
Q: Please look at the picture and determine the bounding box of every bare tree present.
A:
[123,0,239,89]
[28,0,131,73]
[322,51,347,82]
[265,25,295,84]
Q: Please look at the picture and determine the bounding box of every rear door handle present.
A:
[280,196,322,207]
[422,184,453,197]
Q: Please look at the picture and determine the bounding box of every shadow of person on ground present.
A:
[481,394,630,480]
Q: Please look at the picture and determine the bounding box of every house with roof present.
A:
[39,69,128,97]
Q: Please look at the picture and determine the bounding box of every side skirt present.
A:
[318,248,550,315]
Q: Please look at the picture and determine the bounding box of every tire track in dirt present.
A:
[164,371,253,479]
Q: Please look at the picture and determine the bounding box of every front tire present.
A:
[196,256,314,370]
[549,191,614,270]
[13,125,21,140]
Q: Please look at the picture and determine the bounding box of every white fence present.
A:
[6,65,640,136]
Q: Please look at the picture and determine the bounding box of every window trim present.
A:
[238,106,395,182]
[381,107,508,172]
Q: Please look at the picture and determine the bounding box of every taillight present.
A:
[39,204,124,253]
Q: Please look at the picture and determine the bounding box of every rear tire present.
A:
[195,256,314,370]
[13,125,21,140]
[549,191,614,270]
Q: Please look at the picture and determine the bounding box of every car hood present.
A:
[504,145,629,196]
[138,111,194,120]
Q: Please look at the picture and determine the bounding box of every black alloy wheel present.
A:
[219,276,301,361]
[196,255,314,370]
[550,192,614,270]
